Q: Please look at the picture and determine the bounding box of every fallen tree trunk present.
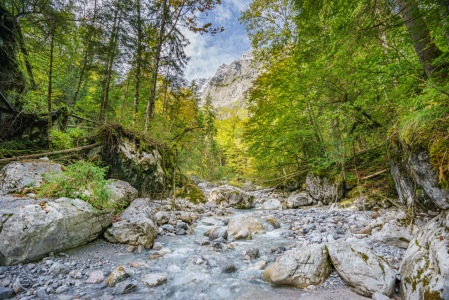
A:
[361,169,389,180]
[0,142,102,163]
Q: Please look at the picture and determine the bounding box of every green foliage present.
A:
[174,184,206,204]
[37,161,115,210]
[51,127,87,150]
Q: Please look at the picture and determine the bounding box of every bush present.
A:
[37,161,115,210]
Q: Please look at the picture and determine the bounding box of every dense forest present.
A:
[1,0,449,191]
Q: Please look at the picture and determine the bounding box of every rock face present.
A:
[400,212,449,300]
[0,197,112,265]
[264,244,332,288]
[227,215,264,235]
[305,172,344,204]
[107,179,138,208]
[371,216,418,249]
[0,161,62,194]
[286,191,314,208]
[327,240,396,297]
[192,50,262,111]
[104,198,158,249]
[209,185,254,208]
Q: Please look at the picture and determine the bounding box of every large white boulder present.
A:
[0,197,112,265]
[260,198,281,210]
[264,244,332,288]
[107,179,138,208]
[400,212,449,300]
[286,191,314,208]
[372,216,418,249]
[227,215,264,235]
[104,198,158,249]
[327,240,396,297]
[209,185,254,208]
[0,161,62,194]
[305,172,344,204]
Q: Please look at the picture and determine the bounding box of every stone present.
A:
[372,292,391,300]
[327,240,396,297]
[234,229,252,240]
[49,262,70,275]
[187,228,195,235]
[227,215,264,235]
[399,212,449,300]
[161,224,174,232]
[209,185,255,208]
[209,227,228,241]
[345,237,373,250]
[260,199,281,210]
[0,287,14,299]
[153,242,163,250]
[86,270,105,284]
[69,270,82,279]
[264,244,332,288]
[0,161,62,194]
[127,246,136,253]
[12,279,23,294]
[265,218,280,229]
[287,192,314,208]
[201,217,222,226]
[55,285,68,294]
[104,198,158,249]
[175,184,206,204]
[114,280,137,294]
[0,198,112,265]
[141,273,168,287]
[107,179,138,208]
[371,217,417,249]
[205,201,217,208]
[155,212,169,226]
[305,172,344,204]
[179,211,191,223]
[245,248,259,259]
[254,260,267,270]
[106,266,130,287]
[221,262,237,273]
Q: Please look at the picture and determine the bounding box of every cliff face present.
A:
[192,50,262,110]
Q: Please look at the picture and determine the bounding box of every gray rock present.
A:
[327,240,396,297]
[209,227,228,241]
[371,215,417,249]
[114,280,137,294]
[12,279,22,294]
[0,287,14,299]
[0,197,112,265]
[55,285,69,294]
[260,199,282,210]
[107,179,138,207]
[160,224,174,232]
[141,273,168,286]
[264,244,332,288]
[221,262,237,273]
[49,262,70,275]
[234,229,252,240]
[287,192,314,208]
[176,222,188,230]
[155,212,169,226]
[372,292,390,300]
[227,215,264,235]
[245,248,259,259]
[305,172,344,204]
[104,198,158,249]
[0,161,62,194]
[209,185,255,208]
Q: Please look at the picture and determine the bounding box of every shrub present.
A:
[37,161,115,210]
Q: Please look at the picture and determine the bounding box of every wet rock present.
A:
[305,172,344,204]
[287,192,314,208]
[254,260,267,270]
[106,266,130,287]
[234,229,252,240]
[0,161,62,194]
[327,240,396,297]
[187,228,195,235]
[107,179,138,207]
[264,244,332,288]
[372,216,417,249]
[209,185,255,208]
[265,218,280,228]
[114,280,137,294]
[153,242,163,250]
[141,273,168,286]
[86,270,105,284]
[0,197,113,265]
[160,224,174,232]
[176,228,186,235]
[104,198,158,249]
[209,227,228,241]
[227,215,264,235]
[179,211,191,223]
[260,199,281,210]
[155,212,169,226]
[221,262,237,273]
[400,212,449,300]
[0,287,14,299]
[245,248,259,259]
[176,222,188,230]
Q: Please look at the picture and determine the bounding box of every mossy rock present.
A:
[174,184,206,204]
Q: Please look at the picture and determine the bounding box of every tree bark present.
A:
[397,0,439,77]
[133,0,142,124]
[47,29,55,151]
[119,75,131,122]
[17,25,36,89]
[144,0,168,131]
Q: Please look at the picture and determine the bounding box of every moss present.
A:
[358,252,369,263]
[424,290,444,300]
[174,184,206,204]
[400,237,410,243]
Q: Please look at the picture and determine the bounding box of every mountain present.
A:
[192,50,262,111]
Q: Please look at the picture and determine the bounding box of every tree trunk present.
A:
[144,0,168,131]
[17,25,36,89]
[47,30,55,151]
[397,0,439,77]
[439,0,449,46]
[133,0,142,124]
[162,70,169,114]
[119,75,131,122]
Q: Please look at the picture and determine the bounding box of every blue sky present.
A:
[182,0,252,81]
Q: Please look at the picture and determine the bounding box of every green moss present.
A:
[400,237,410,243]
[358,252,369,263]
[424,290,444,300]
[174,184,206,204]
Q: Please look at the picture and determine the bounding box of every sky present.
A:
[182,0,252,81]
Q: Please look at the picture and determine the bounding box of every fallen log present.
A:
[0,142,102,163]
[361,169,389,180]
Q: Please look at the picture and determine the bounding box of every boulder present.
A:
[305,172,344,204]
[106,266,130,287]
[209,227,228,241]
[0,197,112,265]
[174,184,206,204]
[400,212,449,300]
[371,216,418,249]
[141,273,168,287]
[104,198,158,249]
[107,179,138,208]
[260,198,281,210]
[209,185,255,208]
[234,229,252,240]
[327,240,396,297]
[265,218,280,229]
[0,161,62,194]
[155,212,169,226]
[264,244,332,288]
[286,192,314,208]
[227,215,264,235]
